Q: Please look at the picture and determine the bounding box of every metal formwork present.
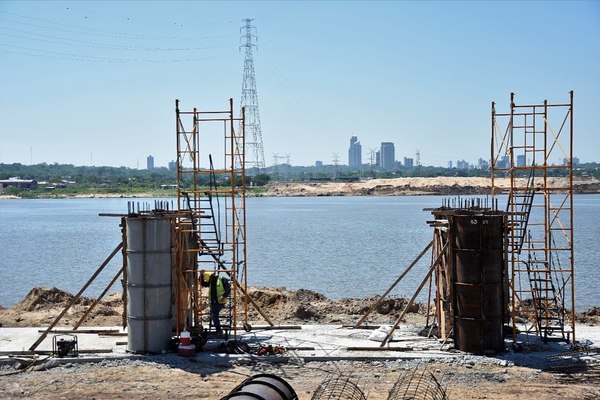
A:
[451,213,505,354]
[491,92,575,343]
[429,202,507,355]
[175,99,248,340]
[125,215,173,353]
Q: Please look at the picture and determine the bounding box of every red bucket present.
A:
[180,331,191,346]
[178,344,196,357]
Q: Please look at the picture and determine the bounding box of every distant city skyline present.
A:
[1,2,598,169]
[146,155,154,170]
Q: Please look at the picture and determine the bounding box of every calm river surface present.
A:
[1,195,598,310]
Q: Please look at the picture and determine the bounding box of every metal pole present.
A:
[491,101,495,198]
[569,90,576,343]
[355,240,433,327]
[73,264,125,330]
[121,217,128,329]
[230,97,239,339]
[380,242,448,347]
[241,106,249,327]
[29,243,123,351]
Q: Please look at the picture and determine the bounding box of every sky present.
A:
[0,1,598,169]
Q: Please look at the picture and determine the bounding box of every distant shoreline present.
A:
[1,177,599,199]
[265,176,600,197]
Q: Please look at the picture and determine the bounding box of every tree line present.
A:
[1,161,597,197]
[0,163,271,197]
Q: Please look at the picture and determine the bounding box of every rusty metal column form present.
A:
[174,99,249,340]
[490,92,575,343]
[428,201,507,355]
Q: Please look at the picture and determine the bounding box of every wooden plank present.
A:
[37,329,120,334]
[243,325,302,331]
[346,346,413,352]
[0,349,114,356]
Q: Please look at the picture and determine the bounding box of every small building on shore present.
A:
[0,177,38,191]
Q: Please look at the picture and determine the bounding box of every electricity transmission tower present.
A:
[368,148,376,165]
[240,19,265,174]
[332,153,340,180]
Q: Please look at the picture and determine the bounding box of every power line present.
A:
[0,26,234,52]
[0,42,237,63]
[0,11,234,41]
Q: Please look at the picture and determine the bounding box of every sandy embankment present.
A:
[2,286,599,329]
[0,287,424,328]
[265,176,600,197]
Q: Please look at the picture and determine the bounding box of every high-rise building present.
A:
[380,142,395,170]
[448,161,453,169]
[147,155,154,170]
[168,160,176,171]
[404,157,414,168]
[562,157,579,167]
[516,154,526,167]
[348,136,362,168]
[456,160,470,169]
[498,156,510,168]
[477,157,489,170]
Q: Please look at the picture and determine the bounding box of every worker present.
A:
[200,270,231,337]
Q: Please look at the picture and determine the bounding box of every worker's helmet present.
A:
[201,271,212,287]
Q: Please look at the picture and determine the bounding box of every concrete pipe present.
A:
[222,373,298,400]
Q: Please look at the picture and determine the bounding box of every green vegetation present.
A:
[1,161,597,198]
[0,163,270,198]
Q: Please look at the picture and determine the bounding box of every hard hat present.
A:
[202,271,212,283]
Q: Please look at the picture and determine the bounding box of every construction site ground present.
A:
[1,287,600,399]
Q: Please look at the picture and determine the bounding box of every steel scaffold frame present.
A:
[174,98,248,340]
[491,91,575,343]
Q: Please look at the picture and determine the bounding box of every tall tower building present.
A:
[380,142,395,170]
[146,155,154,170]
[348,136,362,168]
[240,19,265,173]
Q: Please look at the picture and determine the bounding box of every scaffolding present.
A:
[174,98,249,340]
[491,91,575,343]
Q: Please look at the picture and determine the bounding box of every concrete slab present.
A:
[0,324,453,362]
[1,324,598,368]
[0,326,127,356]
[236,324,455,360]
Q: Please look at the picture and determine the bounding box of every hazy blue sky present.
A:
[1,1,598,168]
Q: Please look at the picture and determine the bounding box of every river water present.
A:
[1,195,598,310]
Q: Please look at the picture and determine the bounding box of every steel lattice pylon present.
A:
[491,92,575,343]
[240,18,265,174]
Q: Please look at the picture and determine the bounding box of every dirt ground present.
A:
[2,358,600,400]
[1,287,600,400]
[0,286,427,329]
